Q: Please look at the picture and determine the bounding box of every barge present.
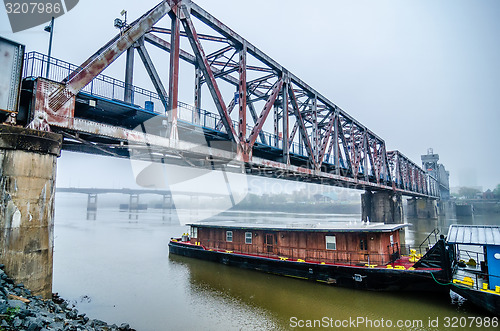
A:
[169,221,452,292]
[446,224,500,316]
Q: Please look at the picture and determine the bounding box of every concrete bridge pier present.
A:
[407,198,438,219]
[0,125,61,298]
[162,194,173,210]
[129,194,139,211]
[361,190,403,224]
[87,193,98,211]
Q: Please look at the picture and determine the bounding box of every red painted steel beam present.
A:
[238,44,248,157]
[168,6,181,139]
[311,96,318,165]
[362,131,369,181]
[381,146,391,184]
[145,32,269,97]
[209,62,274,73]
[136,42,169,109]
[333,110,340,174]
[207,45,233,60]
[337,121,353,175]
[56,1,172,109]
[150,26,229,43]
[179,5,237,143]
[215,98,236,131]
[194,66,201,124]
[282,78,290,164]
[317,111,336,167]
[370,140,379,183]
[288,121,298,149]
[289,86,316,167]
[145,33,195,63]
[248,79,283,148]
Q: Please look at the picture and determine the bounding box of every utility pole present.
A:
[44,17,54,78]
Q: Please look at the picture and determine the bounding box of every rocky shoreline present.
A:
[0,265,134,331]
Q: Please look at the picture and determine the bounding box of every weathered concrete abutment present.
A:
[361,191,403,224]
[407,198,438,219]
[0,125,61,298]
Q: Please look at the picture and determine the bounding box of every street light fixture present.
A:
[44,17,54,78]
[114,10,127,30]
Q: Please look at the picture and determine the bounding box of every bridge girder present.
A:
[28,0,439,198]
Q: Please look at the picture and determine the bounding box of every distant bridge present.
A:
[56,187,227,214]
[56,187,225,197]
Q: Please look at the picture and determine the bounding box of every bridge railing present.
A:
[23,52,166,114]
[22,51,311,157]
[23,52,251,135]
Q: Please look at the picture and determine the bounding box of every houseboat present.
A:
[446,224,500,316]
[169,221,452,292]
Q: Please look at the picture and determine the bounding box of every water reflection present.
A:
[170,253,490,330]
[53,197,499,331]
[86,211,96,221]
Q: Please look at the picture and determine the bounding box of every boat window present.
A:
[226,231,233,242]
[360,237,368,250]
[191,227,198,239]
[245,232,252,244]
[326,236,336,250]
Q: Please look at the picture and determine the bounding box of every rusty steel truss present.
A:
[32,0,439,198]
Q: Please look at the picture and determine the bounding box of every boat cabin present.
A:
[188,222,407,266]
[447,224,500,291]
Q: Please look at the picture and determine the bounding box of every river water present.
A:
[53,194,499,330]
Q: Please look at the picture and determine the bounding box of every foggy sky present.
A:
[1,0,499,190]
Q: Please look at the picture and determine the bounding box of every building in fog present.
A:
[421,148,450,200]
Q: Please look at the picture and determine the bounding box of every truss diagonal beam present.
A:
[64,1,172,97]
[289,86,315,167]
[180,6,238,142]
[288,121,298,149]
[238,44,247,149]
[136,42,169,110]
[150,26,229,43]
[168,8,181,138]
[247,99,267,145]
[317,111,336,167]
[248,79,283,148]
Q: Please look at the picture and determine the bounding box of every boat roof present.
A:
[188,221,408,233]
[447,224,500,246]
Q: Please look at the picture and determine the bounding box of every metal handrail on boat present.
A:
[417,228,440,254]
[453,268,500,293]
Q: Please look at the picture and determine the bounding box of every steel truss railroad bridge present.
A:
[19,0,439,199]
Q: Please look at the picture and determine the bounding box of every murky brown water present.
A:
[53,194,499,330]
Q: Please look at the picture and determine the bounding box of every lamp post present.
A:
[44,17,54,78]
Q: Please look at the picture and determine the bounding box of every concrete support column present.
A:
[0,125,61,298]
[162,194,173,210]
[129,194,139,211]
[407,198,438,219]
[362,190,403,224]
[87,193,98,211]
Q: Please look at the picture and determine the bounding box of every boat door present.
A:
[265,234,275,254]
[486,245,500,289]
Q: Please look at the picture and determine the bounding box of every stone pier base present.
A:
[407,198,438,219]
[0,125,61,298]
[362,191,403,224]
